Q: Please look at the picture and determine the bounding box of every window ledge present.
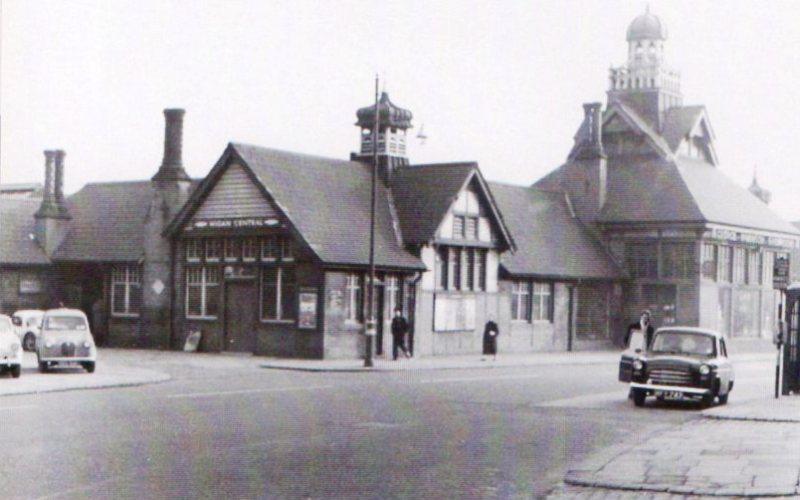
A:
[111,313,140,319]
[186,316,218,321]
[260,319,294,324]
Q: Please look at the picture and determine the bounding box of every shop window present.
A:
[186,267,219,319]
[224,239,240,262]
[186,239,202,262]
[205,239,222,262]
[532,282,553,322]
[261,236,280,261]
[242,238,258,261]
[661,242,695,279]
[344,273,363,323]
[701,243,717,281]
[626,241,658,278]
[511,281,531,321]
[111,266,142,317]
[732,247,746,284]
[453,216,465,239]
[747,250,761,285]
[261,266,296,321]
[718,246,732,282]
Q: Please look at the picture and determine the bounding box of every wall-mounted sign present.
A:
[708,227,798,249]
[433,294,476,332]
[223,265,257,280]
[298,290,318,329]
[19,276,43,294]
[185,217,281,232]
[774,255,790,290]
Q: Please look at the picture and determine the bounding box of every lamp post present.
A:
[364,75,379,368]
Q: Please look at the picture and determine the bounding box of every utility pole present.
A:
[364,75,379,368]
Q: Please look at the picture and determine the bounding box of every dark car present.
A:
[619,327,734,407]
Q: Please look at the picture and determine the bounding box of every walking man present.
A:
[391,307,411,360]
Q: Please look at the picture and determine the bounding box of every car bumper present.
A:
[630,382,710,395]
[39,356,95,364]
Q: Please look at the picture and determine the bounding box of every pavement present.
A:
[0,350,170,397]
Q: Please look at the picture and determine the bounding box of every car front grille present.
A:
[61,342,76,357]
[649,368,692,386]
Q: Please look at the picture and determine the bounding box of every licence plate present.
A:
[656,390,683,400]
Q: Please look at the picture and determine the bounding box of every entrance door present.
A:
[225,281,257,352]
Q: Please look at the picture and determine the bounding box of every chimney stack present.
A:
[152,108,190,183]
[35,149,71,256]
[53,149,68,215]
[582,102,604,150]
[36,150,59,218]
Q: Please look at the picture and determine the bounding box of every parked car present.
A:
[12,309,44,351]
[0,314,23,378]
[619,326,734,407]
[37,308,96,373]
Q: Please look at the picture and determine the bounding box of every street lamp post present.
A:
[364,76,379,368]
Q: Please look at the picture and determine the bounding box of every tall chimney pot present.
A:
[54,150,66,209]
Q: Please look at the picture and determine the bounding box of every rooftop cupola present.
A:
[352,91,413,185]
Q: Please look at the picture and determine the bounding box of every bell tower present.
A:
[351,92,413,185]
[607,7,681,129]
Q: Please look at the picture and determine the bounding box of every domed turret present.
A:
[352,91,413,185]
[626,8,667,42]
[355,92,413,130]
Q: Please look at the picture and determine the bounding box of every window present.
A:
[701,243,717,281]
[186,239,202,262]
[186,267,219,318]
[224,239,240,262]
[261,266,296,321]
[466,249,475,291]
[532,282,553,321]
[282,239,294,261]
[453,216,465,239]
[344,273,363,323]
[205,239,222,262]
[747,250,761,285]
[733,247,746,284]
[763,251,774,286]
[626,241,658,278]
[242,238,258,261]
[437,246,487,292]
[436,246,448,290]
[385,275,401,314]
[511,281,531,321]
[451,248,462,290]
[261,236,279,261]
[476,249,487,291]
[111,266,142,317]
[661,242,694,279]
[465,217,478,240]
[718,246,732,282]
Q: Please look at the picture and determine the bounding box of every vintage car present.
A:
[37,308,96,373]
[12,309,44,351]
[0,314,23,378]
[619,326,734,407]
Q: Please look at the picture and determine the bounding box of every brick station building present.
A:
[0,9,796,358]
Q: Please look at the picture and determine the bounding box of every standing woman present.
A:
[482,318,500,361]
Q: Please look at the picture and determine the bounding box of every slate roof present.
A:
[223,144,424,269]
[0,198,49,265]
[490,183,622,280]
[391,163,476,245]
[662,106,707,151]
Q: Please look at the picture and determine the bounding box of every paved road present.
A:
[0,352,777,499]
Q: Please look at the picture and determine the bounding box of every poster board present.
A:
[434,294,476,332]
[298,289,318,329]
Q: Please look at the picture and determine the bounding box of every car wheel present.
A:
[718,392,729,405]
[38,361,48,373]
[10,365,21,378]
[701,392,715,408]
[632,388,647,407]
[83,362,95,374]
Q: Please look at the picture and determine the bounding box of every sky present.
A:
[2,1,800,220]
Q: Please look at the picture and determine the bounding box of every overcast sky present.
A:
[2,1,800,220]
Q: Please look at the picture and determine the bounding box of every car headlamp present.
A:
[633,359,644,371]
[82,341,91,348]
[699,364,711,375]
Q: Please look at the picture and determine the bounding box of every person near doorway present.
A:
[391,307,411,360]
[625,309,655,350]
[91,297,107,346]
[482,318,500,361]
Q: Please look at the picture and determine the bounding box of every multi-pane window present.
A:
[661,242,694,279]
[626,241,658,278]
[344,273,363,322]
[186,267,219,318]
[701,243,717,281]
[466,249,475,290]
[436,245,488,291]
[186,239,202,262]
[261,236,280,261]
[465,217,478,240]
[282,239,294,261]
[224,239,240,261]
[436,247,449,290]
[261,266,296,321]
[732,247,746,284]
[205,239,222,262]
[718,246,732,282]
[532,282,552,321]
[476,249,487,291]
[111,266,142,317]
[242,238,258,261]
[511,281,531,321]
[385,275,401,314]
[451,248,462,290]
[747,250,761,285]
[453,216,465,239]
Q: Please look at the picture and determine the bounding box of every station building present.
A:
[0,9,795,357]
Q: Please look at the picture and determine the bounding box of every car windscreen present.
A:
[650,331,716,357]
[43,316,87,331]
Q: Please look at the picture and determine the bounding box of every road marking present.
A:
[415,373,540,385]
[0,404,38,412]
[163,384,335,399]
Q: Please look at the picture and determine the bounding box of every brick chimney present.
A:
[152,108,191,184]
[35,149,71,256]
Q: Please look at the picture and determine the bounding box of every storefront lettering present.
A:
[186,218,281,231]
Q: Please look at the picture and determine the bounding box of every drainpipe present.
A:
[567,285,575,352]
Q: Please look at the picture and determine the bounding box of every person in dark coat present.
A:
[625,309,655,350]
[482,318,500,360]
[390,307,411,360]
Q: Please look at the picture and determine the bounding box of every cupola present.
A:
[352,92,413,185]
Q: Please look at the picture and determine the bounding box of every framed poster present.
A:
[19,276,43,294]
[298,290,318,329]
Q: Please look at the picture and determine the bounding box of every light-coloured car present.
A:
[0,314,23,378]
[37,308,96,373]
[12,309,44,351]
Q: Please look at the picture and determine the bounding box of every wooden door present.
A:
[225,281,256,352]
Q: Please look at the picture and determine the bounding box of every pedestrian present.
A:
[625,309,655,350]
[390,307,411,360]
[482,318,500,361]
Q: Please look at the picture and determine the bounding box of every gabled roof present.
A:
[605,102,672,157]
[0,199,49,265]
[169,144,424,270]
[490,182,622,280]
[662,105,707,151]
